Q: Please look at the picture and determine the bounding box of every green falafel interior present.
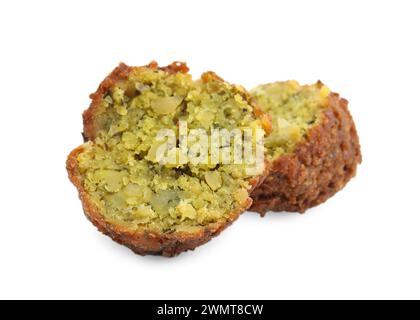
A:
[251,81,330,160]
[76,65,269,233]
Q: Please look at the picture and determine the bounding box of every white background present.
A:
[0,0,419,300]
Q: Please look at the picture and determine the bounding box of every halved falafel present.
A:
[250,81,361,214]
[67,62,271,256]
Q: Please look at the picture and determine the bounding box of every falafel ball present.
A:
[67,62,271,256]
[250,81,361,214]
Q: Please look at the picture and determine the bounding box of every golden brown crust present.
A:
[250,92,362,214]
[67,146,260,257]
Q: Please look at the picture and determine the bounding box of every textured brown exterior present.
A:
[251,93,362,214]
[68,61,270,256]
[67,146,262,256]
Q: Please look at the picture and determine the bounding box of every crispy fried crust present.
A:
[250,93,362,214]
[67,146,259,256]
